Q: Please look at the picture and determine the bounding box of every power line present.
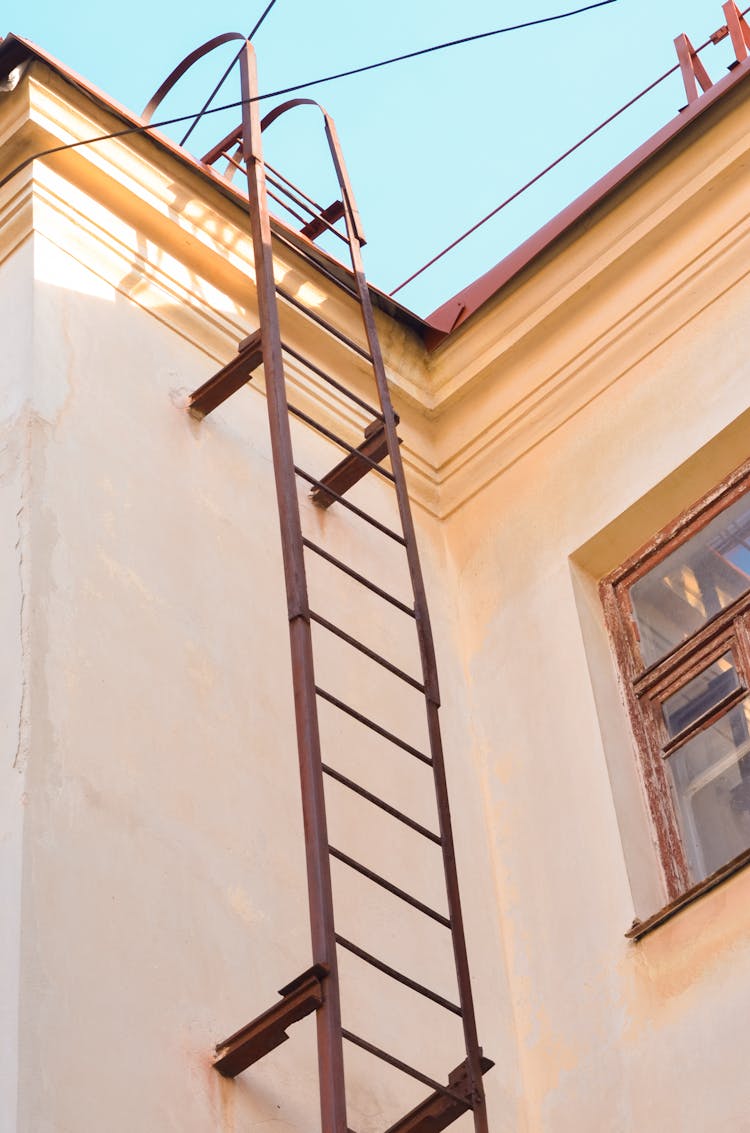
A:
[390,3,750,296]
[0,0,621,195]
[248,0,281,41]
[180,0,281,147]
[179,51,243,147]
[390,65,679,295]
[249,1,622,99]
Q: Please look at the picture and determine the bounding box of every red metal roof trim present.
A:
[426,53,750,345]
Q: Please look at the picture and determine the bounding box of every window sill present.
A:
[626,847,750,940]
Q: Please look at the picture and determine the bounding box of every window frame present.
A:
[601,457,750,902]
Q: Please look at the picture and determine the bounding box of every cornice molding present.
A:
[423,94,750,516]
[29,162,439,515]
[432,208,750,517]
[0,174,32,267]
[5,57,750,520]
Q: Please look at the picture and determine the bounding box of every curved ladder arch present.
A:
[141,31,247,123]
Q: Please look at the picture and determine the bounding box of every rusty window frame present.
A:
[601,456,750,903]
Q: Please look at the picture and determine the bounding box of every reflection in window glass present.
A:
[630,495,750,667]
[662,653,740,738]
[666,700,750,882]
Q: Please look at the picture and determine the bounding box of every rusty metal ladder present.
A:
[170,36,492,1133]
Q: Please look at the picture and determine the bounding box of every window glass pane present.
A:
[666,699,750,882]
[630,493,750,667]
[662,652,740,738]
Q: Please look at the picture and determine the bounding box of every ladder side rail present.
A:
[238,42,349,1133]
[320,116,440,703]
[321,113,490,1132]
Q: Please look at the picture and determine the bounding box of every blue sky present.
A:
[1,1,740,315]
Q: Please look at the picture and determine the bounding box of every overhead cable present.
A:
[0,0,621,194]
[180,0,281,147]
[390,3,750,295]
[248,0,281,41]
[245,1,623,99]
[389,66,679,295]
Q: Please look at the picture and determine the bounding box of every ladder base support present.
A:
[384,1054,494,1133]
[189,328,264,418]
[213,964,328,1078]
[311,418,396,508]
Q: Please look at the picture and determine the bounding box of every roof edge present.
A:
[0,33,429,341]
[426,52,750,347]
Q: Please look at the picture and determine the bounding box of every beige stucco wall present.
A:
[0,229,32,1133]
[432,69,750,1132]
[0,60,521,1133]
[5,45,750,1133]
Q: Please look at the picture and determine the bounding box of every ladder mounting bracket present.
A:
[188,328,264,418]
[214,963,328,1078]
[384,1054,494,1133]
[311,417,399,508]
[300,199,345,242]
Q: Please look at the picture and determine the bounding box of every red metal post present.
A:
[724,1,750,62]
[674,32,713,104]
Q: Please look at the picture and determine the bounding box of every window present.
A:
[602,462,750,901]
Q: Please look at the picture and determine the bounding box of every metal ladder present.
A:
[149,35,492,1133]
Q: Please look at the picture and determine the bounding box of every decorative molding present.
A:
[6,57,750,520]
[0,174,33,267]
[433,202,750,517]
[425,97,750,516]
[27,164,438,513]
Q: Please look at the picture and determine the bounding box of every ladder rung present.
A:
[188,328,263,417]
[277,286,373,361]
[283,344,382,419]
[303,539,414,616]
[341,1030,466,1104]
[383,1054,495,1133]
[287,404,396,484]
[267,186,319,234]
[335,934,460,1015]
[329,845,450,928]
[213,964,327,1078]
[300,199,346,242]
[201,123,243,165]
[310,611,424,690]
[221,150,245,182]
[263,159,327,213]
[321,763,440,844]
[295,469,406,544]
[274,227,362,304]
[315,686,431,765]
[301,473,412,548]
[265,175,348,245]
